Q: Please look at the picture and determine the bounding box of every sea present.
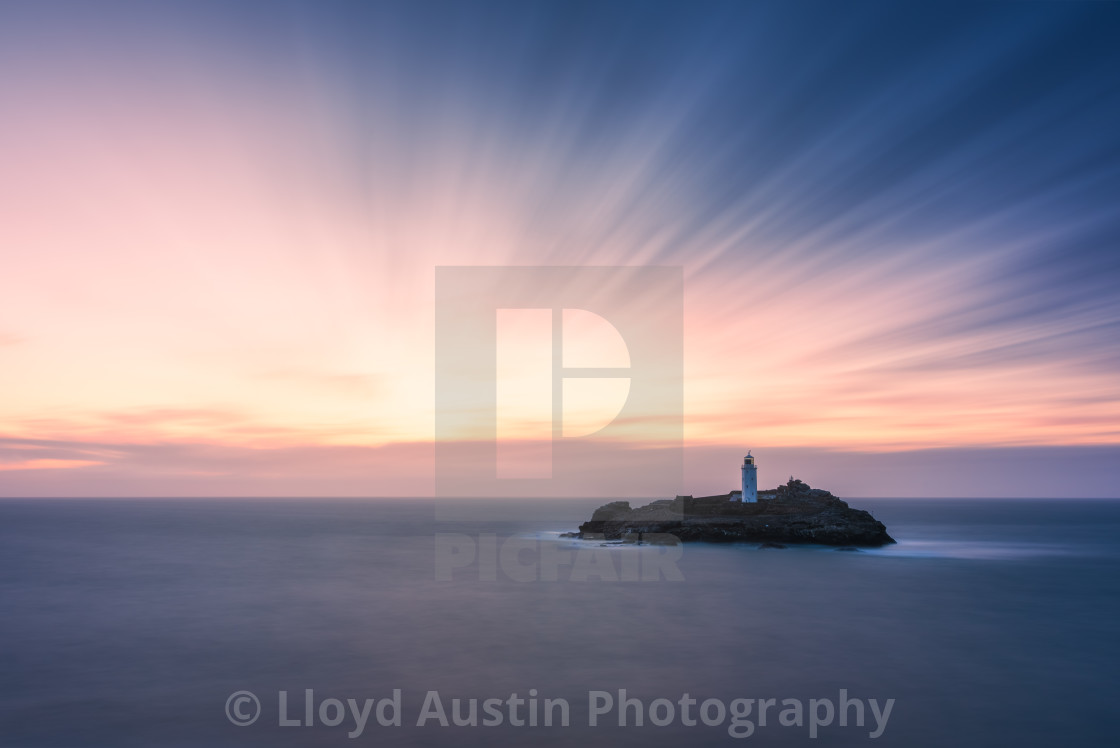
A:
[1,497,1117,747]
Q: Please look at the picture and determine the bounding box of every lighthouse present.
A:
[741,452,758,503]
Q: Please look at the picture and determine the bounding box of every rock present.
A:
[575,478,895,548]
[589,501,632,522]
[758,542,788,549]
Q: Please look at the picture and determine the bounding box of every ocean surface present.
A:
[1,497,1118,747]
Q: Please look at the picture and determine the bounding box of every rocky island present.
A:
[575,478,895,547]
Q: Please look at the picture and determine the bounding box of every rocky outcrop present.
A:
[576,478,895,547]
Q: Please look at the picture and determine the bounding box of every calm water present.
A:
[1,498,1118,746]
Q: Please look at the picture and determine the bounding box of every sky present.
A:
[1,0,1119,497]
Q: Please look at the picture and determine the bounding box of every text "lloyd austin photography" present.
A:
[226,687,895,740]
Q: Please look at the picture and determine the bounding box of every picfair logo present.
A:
[494,306,632,478]
[435,267,682,502]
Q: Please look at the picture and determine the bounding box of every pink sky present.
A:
[2,7,1118,497]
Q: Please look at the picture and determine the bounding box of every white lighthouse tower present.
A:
[741,452,758,503]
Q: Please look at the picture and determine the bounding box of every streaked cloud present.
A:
[0,458,104,472]
[0,1,1118,494]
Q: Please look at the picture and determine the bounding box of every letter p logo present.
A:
[435,267,682,505]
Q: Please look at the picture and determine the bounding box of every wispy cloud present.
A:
[0,2,1117,494]
[0,458,103,472]
[0,435,434,496]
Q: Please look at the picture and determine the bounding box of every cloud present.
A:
[0,1,1117,493]
[0,435,1116,498]
[0,458,103,471]
[6,405,386,448]
[0,434,434,497]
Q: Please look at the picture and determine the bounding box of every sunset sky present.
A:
[2,1,1119,497]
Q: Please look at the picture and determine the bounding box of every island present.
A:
[574,478,896,547]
